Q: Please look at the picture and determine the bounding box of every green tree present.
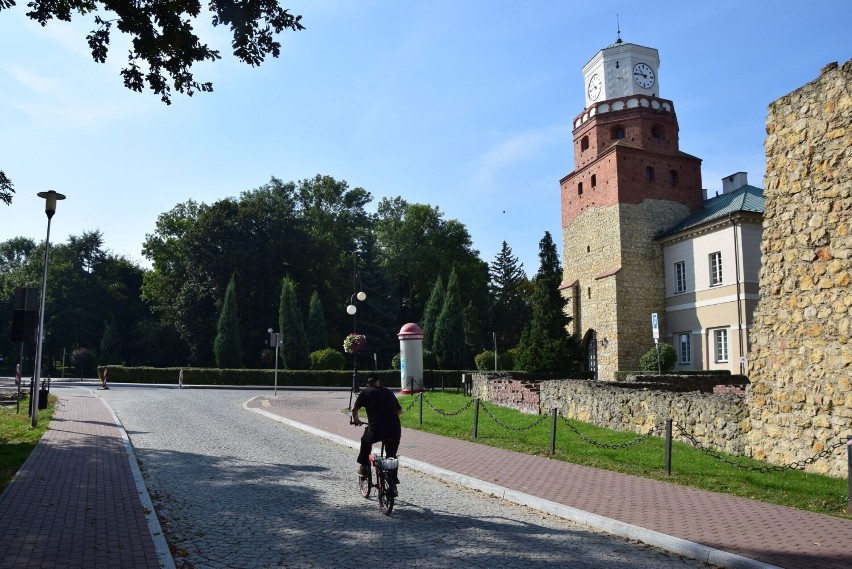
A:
[214,274,243,368]
[278,277,310,369]
[374,197,489,327]
[488,241,529,349]
[433,269,464,369]
[0,170,14,206]
[306,291,327,352]
[420,274,444,352]
[516,232,577,372]
[462,300,487,367]
[99,320,121,365]
[0,1,304,105]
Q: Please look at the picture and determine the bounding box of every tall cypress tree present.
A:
[433,269,464,369]
[214,274,243,368]
[420,274,444,352]
[278,277,310,369]
[306,290,327,352]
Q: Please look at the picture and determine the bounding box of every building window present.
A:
[674,261,687,293]
[670,169,679,185]
[612,126,625,140]
[587,287,591,299]
[651,125,663,139]
[709,251,723,286]
[645,166,655,181]
[678,333,691,364]
[591,174,597,187]
[578,182,583,195]
[581,136,589,151]
[714,329,729,363]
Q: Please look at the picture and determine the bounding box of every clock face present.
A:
[588,74,602,101]
[633,63,655,89]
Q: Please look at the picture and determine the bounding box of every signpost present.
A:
[268,329,283,396]
[651,313,661,374]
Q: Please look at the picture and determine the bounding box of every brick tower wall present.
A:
[746,60,852,477]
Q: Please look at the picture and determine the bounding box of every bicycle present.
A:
[353,423,399,516]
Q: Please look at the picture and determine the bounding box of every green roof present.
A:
[661,185,764,237]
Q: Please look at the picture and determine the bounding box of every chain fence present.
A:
[560,415,661,449]
[479,400,550,431]
[403,393,848,476]
[420,393,475,417]
[673,420,848,473]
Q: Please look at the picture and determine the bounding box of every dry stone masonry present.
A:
[746,60,852,477]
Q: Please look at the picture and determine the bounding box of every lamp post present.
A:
[346,290,366,393]
[268,328,282,396]
[32,190,65,427]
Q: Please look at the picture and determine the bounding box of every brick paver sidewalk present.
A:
[0,392,169,569]
[248,390,852,569]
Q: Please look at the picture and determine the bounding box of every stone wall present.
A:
[471,374,750,455]
[746,60,852,477]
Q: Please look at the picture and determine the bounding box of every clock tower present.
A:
[560,39,703,379]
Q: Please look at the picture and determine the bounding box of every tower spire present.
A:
[616,14,623,43]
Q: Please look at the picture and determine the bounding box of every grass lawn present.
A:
[399,391,850,519]
[0,396,55,493]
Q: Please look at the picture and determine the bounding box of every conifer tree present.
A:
[488,241,529,349]
[278,276,310,369]
[433,269,464,369]
[420,274,444,352]
[306,290,327,352]
[214,274,243,368]
[516,232,577,372]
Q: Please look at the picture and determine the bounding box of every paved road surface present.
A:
[101,387,712,569]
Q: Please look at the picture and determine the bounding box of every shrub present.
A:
[391,349,438,370]
[70,347,96,379]
[310,348,345,370]
[474,350,514,371]
[639,342,677,372]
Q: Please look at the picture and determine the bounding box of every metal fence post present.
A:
[665,419,673,476]
[473,398,480,439]
[847,435,851,514]
[419,392,423,425]
[550,408,557,456]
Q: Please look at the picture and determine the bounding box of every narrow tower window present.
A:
[670,170,679,185]
[578,182,583,195]
[591,174,597,187]
[581,136,589,151]
[645,166,655,181]
[612,126,625,140]
[651,125,663,139]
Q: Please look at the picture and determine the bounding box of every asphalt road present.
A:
[99,387,712,569]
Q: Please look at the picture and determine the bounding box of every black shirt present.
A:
[353,385,402,439]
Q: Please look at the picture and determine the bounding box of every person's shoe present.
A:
[357,464,368,478]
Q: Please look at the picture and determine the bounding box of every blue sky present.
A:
[1,1,850,275]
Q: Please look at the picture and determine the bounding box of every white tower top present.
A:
[582,40,661,108]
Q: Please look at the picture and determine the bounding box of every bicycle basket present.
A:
[379,457,399,471]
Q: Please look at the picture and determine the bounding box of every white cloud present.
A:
[470,124,570,187]
[3,65,58,94]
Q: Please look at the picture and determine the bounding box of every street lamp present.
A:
[32,190,65,427]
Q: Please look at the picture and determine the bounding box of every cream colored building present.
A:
[657,173,764,375]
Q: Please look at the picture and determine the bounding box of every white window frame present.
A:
[678,332,691,364]
[674,261,687,293]
[714,328,729,363]
[709,251,723,286]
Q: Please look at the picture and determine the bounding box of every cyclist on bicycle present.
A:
[352,374,402,480]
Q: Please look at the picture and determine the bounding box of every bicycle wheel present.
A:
[378,472,395,516]
[359,470,372,498]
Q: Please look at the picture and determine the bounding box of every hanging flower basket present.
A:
[344,333,367,354]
